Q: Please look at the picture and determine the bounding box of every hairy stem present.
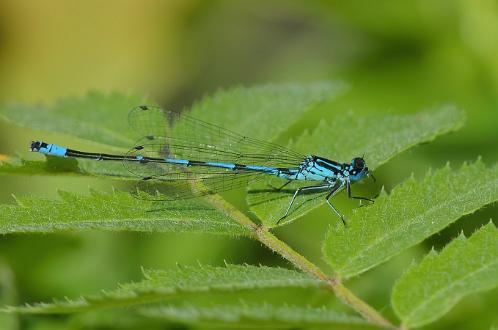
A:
[206,194,395,328]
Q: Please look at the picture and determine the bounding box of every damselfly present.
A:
[30,105,374,224]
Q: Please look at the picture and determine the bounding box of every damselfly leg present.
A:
[277,179,374,226]
[325,182,346,225]
[277,183,333,224]
[268,179,292,191]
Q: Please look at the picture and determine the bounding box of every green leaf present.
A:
[0,91,147,149]
[1,82,344,153]
[189,81,347,141]
[0,157,79,176]
[323,160,498,279]
[0,156,138,179]
[0,83,346,236]
[0,156,137,180]
[141,302,375,329]
[69,310,167,330]
[0,190,248,236]
[1,82,345,178]
[0,262,18,330]
[4,264,322,314]
[248,105,465,226]
[392,223,498,328]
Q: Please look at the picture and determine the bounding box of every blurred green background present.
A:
[0,1,497,329]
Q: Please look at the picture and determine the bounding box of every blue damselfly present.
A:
[30,106,374,224]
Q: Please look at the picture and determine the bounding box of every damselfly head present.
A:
[350,157,369,182]
[30,140,44,152]
[351,157,365,170]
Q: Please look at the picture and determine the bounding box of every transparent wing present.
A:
[127,105,304,166]
[124,105,305,198]
[135,169,263,200]
[124,137,264,199]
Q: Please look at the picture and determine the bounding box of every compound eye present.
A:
[353,157,365,170]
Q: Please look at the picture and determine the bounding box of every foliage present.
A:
[323,160,498,279]
[0,190,248,236]
[141,303,373,329]
[392,223,498,328]
[0,83,497,330]
[4,264,322,313]
[248,106,464,226]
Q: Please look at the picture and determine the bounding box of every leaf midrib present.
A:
[1,218,245,230]
[9,274,323,314]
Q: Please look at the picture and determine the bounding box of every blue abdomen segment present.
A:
[162,159,304,178]
[164,158,189,165]
[205,162,236,170]
[164,160,280,174]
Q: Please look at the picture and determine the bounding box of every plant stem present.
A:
[256,225,394,328]
[205,195,259,232]
[206,194,395,328]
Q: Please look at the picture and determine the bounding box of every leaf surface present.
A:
[141,303,376,329]
[0,83,345,234]
[392,223,498,328]
[323,160,498,279]
[4,264,322,314]
[0,262,18,330]
[189,81,347,141]
[0,156,133,179]
[0,190,249,236]
[1,82,344,154]
[0,91,147,148]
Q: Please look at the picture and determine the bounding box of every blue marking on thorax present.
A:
[136,155,144,161]
[39,144,67,157]
[306,163,336,180]
[322,162,342,171]
[298,159,341,181]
